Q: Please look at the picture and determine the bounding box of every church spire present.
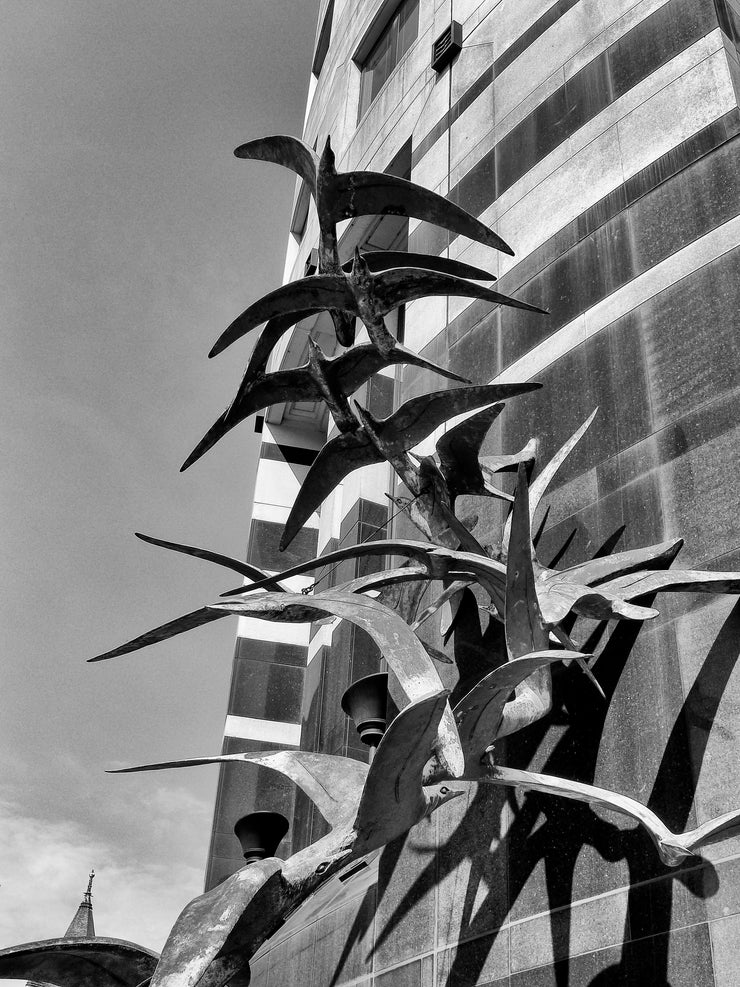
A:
[63,871,95,938]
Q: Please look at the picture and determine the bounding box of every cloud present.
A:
[0,783,212,985]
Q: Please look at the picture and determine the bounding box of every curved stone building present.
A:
[206,1,740,983]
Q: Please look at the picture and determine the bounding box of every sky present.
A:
[0,0,317,959]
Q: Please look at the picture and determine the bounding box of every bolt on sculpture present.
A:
[3,129,740,987]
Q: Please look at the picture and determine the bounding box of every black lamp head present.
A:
[341,672,389,748]
[233,811,289,864]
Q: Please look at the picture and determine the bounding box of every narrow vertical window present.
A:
[358,0,420,119]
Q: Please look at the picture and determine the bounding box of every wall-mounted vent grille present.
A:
[431,21,462,73]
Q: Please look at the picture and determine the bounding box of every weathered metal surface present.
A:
[133,532,287,587]
[342,250,495,281]
[114,751,368,829]
[453,651,585,775]
[89,607,225,663]
[0,937,159,987]
[233,134,319,189]
[435,403,508,502]
[210,256,547,359]
[482,766,740,867]
[208,591,464,779]
[278,383,539,550]
[182,337,470,471]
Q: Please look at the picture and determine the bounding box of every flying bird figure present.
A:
[276,382,541,551]
[181,336,471,471]
[481,765,740,867]
[233,134,515,346]
[0,937,159,987]
[111,692,466,987]
[209,248,546,358]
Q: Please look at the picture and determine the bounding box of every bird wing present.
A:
[342,250,496,281]
[683,809,740,854]
[436,403,506,483]
[535,577,659,625]
[381,383,541,455]
[506,464,550,657]
[233,134,319,191]
[150,859,284,987]
[245,310,319,377]
[218,539,439,597]
[0,938,159,987]
[209,276,353,358]
[482,765,674,855]
[597,569,740,600]
[411,578,476,633]
[88,608,225,662]
[208,592,463,778]
[481,437,537,475]
[279,432,378,551]
[180,367,315,471]
[372,268,547,315]
[502,409,597,556]
[333,565,429,596]
[133,532,288,590]
[332,342,469,394]
[455,652,583,771]
[353,692,451,853]
[111,751,366,829]
[556,539,683,587]
[327,171,513,255]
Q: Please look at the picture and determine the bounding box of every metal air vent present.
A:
[431,20,462,73]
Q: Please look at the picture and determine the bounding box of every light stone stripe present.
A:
[252,499,319,528]
[414,212,740,456]
[307,619,339,664]
[237,615,311,646]
[224,715,301,746]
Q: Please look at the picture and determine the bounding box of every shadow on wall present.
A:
[329,528,740,986]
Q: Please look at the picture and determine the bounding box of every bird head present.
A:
[307,336,326,368]
[351,247,372,289]
[320,134,336,173]
[657,839,691,868]
[424,784,466,816]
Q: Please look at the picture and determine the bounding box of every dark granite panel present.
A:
[260,441,318,466]
[374,820,437,970]
[436,785,510,950]
[235,636,307,667]
[248,517,318,570]
[437,930,509,987]
[212,759,296,838]
[310,886,375,985]
[228,658,304,722]
[318,622,353,756]
[367,371,395,419]
[265,925,316,987]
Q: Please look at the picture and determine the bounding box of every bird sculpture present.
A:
[276,382,541,550]
[481,765,740,867]
[233,135,514,341]
[111,692,466,987]
[181,336,471,471]
[0,936,159,987]
[209,248,546,358]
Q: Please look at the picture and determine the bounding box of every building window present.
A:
[358,0,420,119]
[312,0,334,77]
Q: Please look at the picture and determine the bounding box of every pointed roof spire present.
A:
[63,870,95,938]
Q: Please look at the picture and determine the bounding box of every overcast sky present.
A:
[0,0,317,959]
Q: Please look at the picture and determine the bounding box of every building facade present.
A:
[206,1,740,983]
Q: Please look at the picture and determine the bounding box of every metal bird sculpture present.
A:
[206,591,464,778]
[277,382,541,550]
[210,248,546,359]
[481,765,740,867]
[0,937,159,987]
[112,692,466,987]
[181,336,471,471]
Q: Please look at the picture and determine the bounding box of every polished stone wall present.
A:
[206,0,740,982]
